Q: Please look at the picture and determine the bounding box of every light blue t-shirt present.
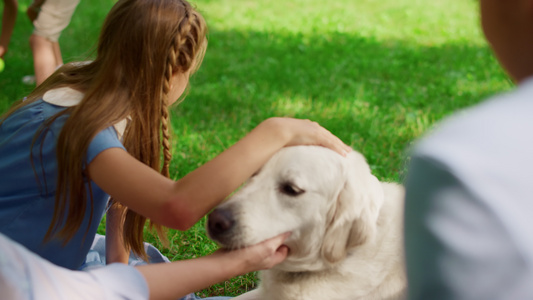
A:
[0,233,149,300]
[404,77,533,299]
[0,97,126,270]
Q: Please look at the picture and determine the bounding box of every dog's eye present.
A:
[279,182,305,196]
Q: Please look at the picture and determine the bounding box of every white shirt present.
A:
[404,77,533,299]
[0,233,149,300]
[42,87,129,140]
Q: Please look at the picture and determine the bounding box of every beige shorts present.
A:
[33,0,81,42]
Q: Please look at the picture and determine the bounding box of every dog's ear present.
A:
[321,152,384,265]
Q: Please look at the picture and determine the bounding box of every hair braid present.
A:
[118,0,207,260]
[160,38,179,177]
[159,5,200,176]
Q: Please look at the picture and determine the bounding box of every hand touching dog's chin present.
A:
[270,236,330,273]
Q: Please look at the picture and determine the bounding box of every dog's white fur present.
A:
[208,146,406,300]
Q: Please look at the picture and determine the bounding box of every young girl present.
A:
[0,0,350,298]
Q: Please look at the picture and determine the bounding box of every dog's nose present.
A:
[207,208,235,236]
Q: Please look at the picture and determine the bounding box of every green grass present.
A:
[1,0,513,297]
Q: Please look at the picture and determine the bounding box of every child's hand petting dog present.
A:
[215,232,292,273]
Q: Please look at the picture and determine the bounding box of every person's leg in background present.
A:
[29,33,62,84]
[28,0,80,85]
[0,0,19,58]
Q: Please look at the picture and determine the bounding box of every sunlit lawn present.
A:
[0,0,512,296]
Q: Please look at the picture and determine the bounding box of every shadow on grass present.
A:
[174,28,510,181]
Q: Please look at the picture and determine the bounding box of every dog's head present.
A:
[207,146,384,272]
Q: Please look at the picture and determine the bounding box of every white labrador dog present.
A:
[207,146,406,300]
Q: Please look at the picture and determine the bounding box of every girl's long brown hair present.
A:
[1,0,207,259]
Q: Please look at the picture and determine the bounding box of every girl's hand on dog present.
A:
[243,232,291,271]
[215,232,292,274]
[260,117,352,157]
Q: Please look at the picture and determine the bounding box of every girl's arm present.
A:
[135,232,290,300]
[105,202,130,264]
[0,231,286,300]
[88,117,350,230]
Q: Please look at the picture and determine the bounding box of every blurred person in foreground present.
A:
[404,1,533,299]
